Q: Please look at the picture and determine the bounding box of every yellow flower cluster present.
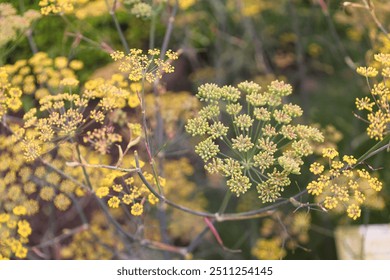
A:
[83,126,122,155]
[177,0,196,10]
[13,71,143,162]
[0,68,23,119]
[311,125,343,156]
[0,134,37,260]
[356,53,390,141]
[3,52,83,98]
[111,49,178,83]
[39,0,75,16]
[95,159,160,217]
[75,0,119,20]
[0,134,40,219]
[84,75,142,110]
[39,0,123,18]
[0,3,40,48]
[128,1,152,19]
[0,127,118,259]
[251,211,311,260]
[60,212,124,259]
[251,237,286,260]
[187,80,324,201]
[1,45,159,257]
[226,0,282,18]
[0,214,32,259]
[308,148,384,220]
[3,136,87,211]
[157,158,207,241]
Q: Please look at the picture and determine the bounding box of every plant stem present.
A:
[134,151,292,221]
[106,0,130,53]
[356,134,390,164]
[218,192,232,214]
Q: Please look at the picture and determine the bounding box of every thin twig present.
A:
[160,1,178,57]
[362,0,390,37]
[134,150,304,221]
[31,224,89,249]
[355,133,390,164]
[26,28,38,54]
[66,161,139,174]
[154,0,179,259]
[41,159,91,192]
[106,0,130,53]
[140,239,187,257]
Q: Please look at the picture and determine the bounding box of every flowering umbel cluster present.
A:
[307,148,384,220]
[95,159,160,217]
[251,211,311,260]
[111,49,178,83]
[60,212,124,259]
[0,68,23,119]
[356,53,390,141]
[186,80,324,201]
[3,52,83,98]
[39,0,144,19]
[0,45,181,259]
[125,0,153,19]
[3,51,146,162]
[0,3,40,48]
[0,137,94,259]
[39,0,115,17]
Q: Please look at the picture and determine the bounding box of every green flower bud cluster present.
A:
[186,80,324,201]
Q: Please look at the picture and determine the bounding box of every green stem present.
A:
[160,1,178,57]
[356,134,390,165]
[106,0,129,53]
[134,151,284,221]
[149,1,166,49]
[218,192,232,214]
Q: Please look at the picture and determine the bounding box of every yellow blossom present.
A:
[15,246,28,259]
[107,196,120,208]
[356,66,378,77]
[13,206,27,216]
[122,194,133,205]
[40,186,55,201]
[112,184,123,192]
[131,203,143,216]
[368,177,382,191]
[0,213,10,223]
[251,238,286,260]
[17,220,32,238]
[324,196,338,209]
[310,162,324,175]
[347,204,361,220]
[96,187,110,198]
[322,147,338,159]
[343,155,357,166]
[307,181,324,195]
[331,160,344,170]
[54,194,72,211]
[147,194,159,205]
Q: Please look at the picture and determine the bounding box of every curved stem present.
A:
[355,134,390,165]
[134,151,301,222]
